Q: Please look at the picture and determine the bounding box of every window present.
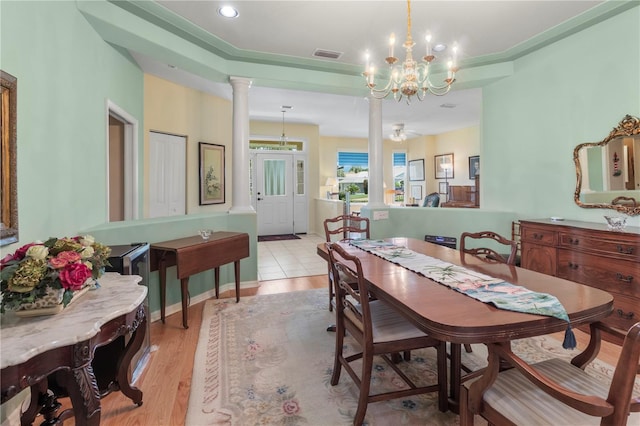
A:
[337,152,369,200]
[393,152,406,203]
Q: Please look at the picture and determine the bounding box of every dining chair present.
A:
[323,214,370,312]
[460,230,517,354]
[327,242,448,425]
[460,230,518,266]
[460,321,640,426]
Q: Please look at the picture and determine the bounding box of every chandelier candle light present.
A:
[364,0,459,102]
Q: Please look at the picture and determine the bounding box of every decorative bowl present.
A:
[604,215,627,231]
[198,229,213,240]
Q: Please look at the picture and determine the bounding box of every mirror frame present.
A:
[0,70,18,246]
[573,114,640,216]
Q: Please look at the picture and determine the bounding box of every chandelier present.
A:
[363,0,459,102]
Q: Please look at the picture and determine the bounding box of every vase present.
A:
[15,286,90,317]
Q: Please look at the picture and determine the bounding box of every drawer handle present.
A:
[568,262,579,270]
[616,273,634,283]
[568,238,579,245]
[533,233,544,240]
[617,245,634,255]
[616,309,635,320]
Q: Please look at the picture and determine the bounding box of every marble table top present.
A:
[1,273,147,369]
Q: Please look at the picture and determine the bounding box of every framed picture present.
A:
[0,71,18,246]
[199,142,225,205]
[411,185,422,201]
[439,181,448,195]
[408,159,425,181]
[468,155,480,179]
[434,153,454,179]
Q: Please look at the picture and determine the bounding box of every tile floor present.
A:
[257,233,328,281]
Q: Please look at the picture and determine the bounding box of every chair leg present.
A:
[330,323,345,386]
[354,351,373,426]
[464,344,473,353]
[328,275,334,312]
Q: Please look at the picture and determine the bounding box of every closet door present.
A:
[149,131,186,218]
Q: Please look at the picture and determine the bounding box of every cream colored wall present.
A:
[250,120,321,234]
[433,127,481,187]
[143,74,233,217]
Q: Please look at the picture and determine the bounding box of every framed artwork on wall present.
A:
[199,142,225,205]
[411,185,422,201]
[434,153,454,179]
[408,159,425,181]
[1,70,18,246]
[469,155,480,179]
[439,181,448,195]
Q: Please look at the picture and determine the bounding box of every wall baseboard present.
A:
[148,280,259,323]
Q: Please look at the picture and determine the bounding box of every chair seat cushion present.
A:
[368,300,428,343]
[465,358,640,425]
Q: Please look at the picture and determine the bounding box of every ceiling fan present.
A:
[389,123,419,142]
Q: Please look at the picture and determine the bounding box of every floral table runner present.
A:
[350,240,576,349]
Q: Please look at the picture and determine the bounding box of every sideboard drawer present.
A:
[559,232,639,262]
[604,292,640,333]
[521,227,556,246]
[557,250,639,298]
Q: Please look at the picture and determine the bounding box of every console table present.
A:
[150,232,250,329]
[0,273,147,426]
[520,219,639,342]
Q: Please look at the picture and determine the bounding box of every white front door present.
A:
[255,153,294,236]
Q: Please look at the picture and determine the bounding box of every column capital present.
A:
[229,76,252,88]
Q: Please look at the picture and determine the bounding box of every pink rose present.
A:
[50,251,82,269]
[59,263,91,290]
[281,399,300,416]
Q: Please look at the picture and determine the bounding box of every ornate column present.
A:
[229,76,255,213]
[367,96,386,208]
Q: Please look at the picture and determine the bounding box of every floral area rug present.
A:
[186,289,632,426]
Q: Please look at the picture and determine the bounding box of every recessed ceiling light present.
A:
[218,5,239,19]
[433,44,447,52]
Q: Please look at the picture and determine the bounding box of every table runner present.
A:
[350,240,576,349]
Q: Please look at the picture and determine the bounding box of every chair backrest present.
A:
[422,192,440,207]
[460,231,517,265]
[323,214,370,242]
[327,242,372,341]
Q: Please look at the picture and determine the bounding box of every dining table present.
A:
[316,237,614,412]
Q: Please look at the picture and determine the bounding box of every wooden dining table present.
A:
[317,237,614,412]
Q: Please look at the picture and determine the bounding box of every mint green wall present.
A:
[482,6,640,227]
[0,1,259,316]
[0,0,144,248]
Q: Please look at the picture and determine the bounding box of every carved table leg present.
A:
[56,365,100,426]
[159,258,167,324]
[234,260,241,303]
[115,306,146,406]
[21,379,47,426]
[214,267,220,299]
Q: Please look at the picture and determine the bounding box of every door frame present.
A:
[250,139,308,235]
[106,100,139,221]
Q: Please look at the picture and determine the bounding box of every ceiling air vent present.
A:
[312,49,343,60]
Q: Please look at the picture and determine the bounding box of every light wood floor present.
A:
[57,275,621,426]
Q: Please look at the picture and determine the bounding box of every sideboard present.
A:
[520,219,639,341]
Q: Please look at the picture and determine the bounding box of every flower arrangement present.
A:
[0,235,111,313]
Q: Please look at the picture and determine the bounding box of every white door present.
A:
[149,131,186,218]
[255,153,294,236]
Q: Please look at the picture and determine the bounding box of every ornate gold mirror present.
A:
[573,115,640,216]
[1,70,18,246]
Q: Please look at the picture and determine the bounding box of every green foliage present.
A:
[345,184,359,194]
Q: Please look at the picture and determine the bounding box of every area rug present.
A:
[257,234,301,242]
[186,289,635,426]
